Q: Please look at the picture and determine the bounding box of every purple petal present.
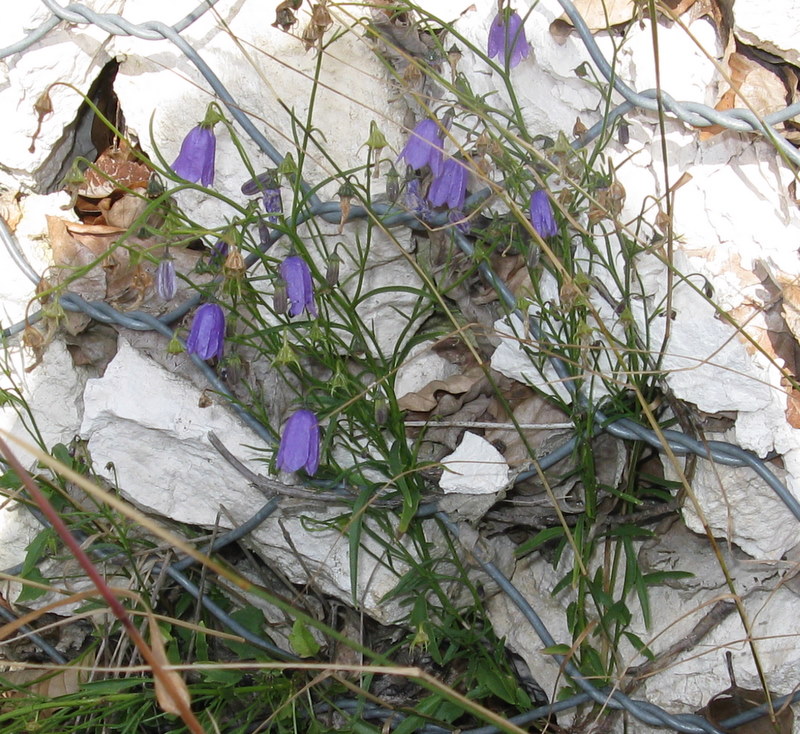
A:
[172,125,216,186]
[530,189,558,238]
[185,303,225,360]
[399,119,444,175]
[280,256,316,318]
[155,258,176,301]
[487,13,505,59]
[428,158,468,210]
[276,409,320,475]
[487,10,530,69]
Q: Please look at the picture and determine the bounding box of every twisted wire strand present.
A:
[556,0,800,165]
[0,1,798,730]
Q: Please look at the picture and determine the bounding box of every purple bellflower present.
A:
[276,409,320,475]
[172,125,217,186]
[262,188,283,224]
[529,189,558,238]
[488,8,530,69]
[427,157,468,210]
[242,170,283,223]
[399,118,444,176]
[155,257,176,301]
[185,303,226,360]
[280,255,317,318]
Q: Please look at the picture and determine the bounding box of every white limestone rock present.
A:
[395,340,460,401]
[78,336,411,623]
[491,313,574,405]
[735,0,800,67]
[439,431,509,495]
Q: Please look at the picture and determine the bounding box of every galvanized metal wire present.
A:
[1,1,799,731]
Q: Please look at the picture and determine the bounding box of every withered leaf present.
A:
[80,145,151,199]
[150,620,191,716]
[551,0,637,37]
[398,369,484,412]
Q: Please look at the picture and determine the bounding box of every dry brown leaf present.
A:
[485,395,572,468]
[150,620,191,717]
[79,145,152,200]
[398,370,484,412]
[100,189,150,230]
[1,651,95,716]
[702,52,787,140]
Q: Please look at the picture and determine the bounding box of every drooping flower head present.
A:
[241,169,282,223]
[172,126,216,186]
[488,7,530,69]
[398,118,444,176]
[171,104,223,186]
[427,157,469,210]
[276,409,320,475]
[529,189,558,239]
[279,255,317,318]
[185,303,225,360]
[155,257,176,301]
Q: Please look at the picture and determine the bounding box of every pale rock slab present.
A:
[395,339,460,401]
[439,431,509,495]
[735,0,800,67]
[78,336,409,622]
[671,445,800,559]
[491,312,574,405]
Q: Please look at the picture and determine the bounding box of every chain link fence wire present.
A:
[1,1,799,732]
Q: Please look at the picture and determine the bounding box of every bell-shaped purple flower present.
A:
[488,8,530,69]
[262,188,283,224]
[185,303,225,360]
[276,409,320,475]
[279,256,317,318]
[155,258,176,301]
[172,125,216,186]
[398,119,444,176]
[427,157,468,210]
[529,189,558,238]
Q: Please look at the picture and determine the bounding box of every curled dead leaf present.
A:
[150,620,191,717]
[398,369,484,413]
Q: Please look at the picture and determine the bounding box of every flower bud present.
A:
[365,120,388,150]
[155,257,176,301]
[325,250,341,286]
[374,398,389,426]
[273,278,288,315]
[385,164,400,203]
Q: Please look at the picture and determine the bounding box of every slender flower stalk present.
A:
[185,303,225,360]
[398,118,444,176]
[280,256,317,318]
[276,409,321,475]
[529,189,558,238]
[488,7,530,69]
[427,157,468,209]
